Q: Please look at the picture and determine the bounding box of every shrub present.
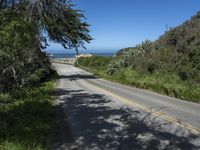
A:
[147,62,157,74]
[26,74,41,85]
[106,63,120,75]
[0,94,12,104]
[76,56,112,71]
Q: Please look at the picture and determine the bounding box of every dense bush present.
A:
[0,0,91,93]
[76,56,112,71]
[0,12,54,93]
[109,12,200,83]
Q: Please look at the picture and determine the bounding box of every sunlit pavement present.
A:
[52,63,200,150]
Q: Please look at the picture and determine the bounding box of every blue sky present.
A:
[46,0,200,53]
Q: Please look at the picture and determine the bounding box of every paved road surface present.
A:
[52,63,200,150]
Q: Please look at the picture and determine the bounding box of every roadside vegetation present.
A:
[0,0,91,93]
[76,12,200,103]
[0,76,57,150]
[0,0,91,149]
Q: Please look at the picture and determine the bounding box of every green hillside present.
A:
[110,12,200,81]
[76,12,200,102]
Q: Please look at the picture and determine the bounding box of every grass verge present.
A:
[76,60,200,103]
[0,80,56,150]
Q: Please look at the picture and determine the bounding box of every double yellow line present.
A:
[82,80,200,135]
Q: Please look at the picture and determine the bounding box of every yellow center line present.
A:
[82,80,200,135]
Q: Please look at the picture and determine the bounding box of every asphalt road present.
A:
[52,63,200,150]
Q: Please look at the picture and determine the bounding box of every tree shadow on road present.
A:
[59,74,96,81]
[53,88,200,150]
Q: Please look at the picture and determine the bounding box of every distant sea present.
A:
[49,53,115,58]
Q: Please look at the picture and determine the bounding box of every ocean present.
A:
[49,53,115,58]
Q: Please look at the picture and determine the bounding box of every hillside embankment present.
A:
[75,12,200,103]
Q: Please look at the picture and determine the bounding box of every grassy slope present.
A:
[76,56,200,103]
[0,80,56,150]
[75,12,200,103]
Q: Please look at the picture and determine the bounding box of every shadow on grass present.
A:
[53,88,200,150]
[0,82,55,149]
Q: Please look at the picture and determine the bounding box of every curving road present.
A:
[53,63,200,150]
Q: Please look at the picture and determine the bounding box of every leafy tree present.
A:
[0,0,92,50]
[0,0,92,92]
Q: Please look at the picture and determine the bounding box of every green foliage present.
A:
[0,80,55,150]
[76,56,112,71]
[0,0,91,92]
[0,12,54,92]
[108,12,200,82]
[0,94,12,104]
[0,0,90,149]
[0,0,92,50]
[26,69,55,86]
[107,63,120,75]
[77,60,200,102]
[76,11,200,102]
